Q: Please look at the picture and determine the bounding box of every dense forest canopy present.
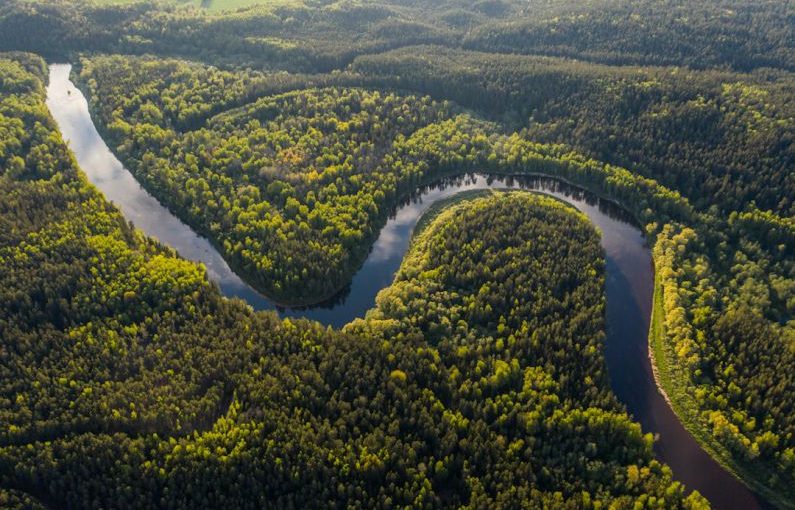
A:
[0,0,792,72]
[0,58,709,506]
[0,0,793,507]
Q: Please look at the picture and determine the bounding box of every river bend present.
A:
[45,63,770,510]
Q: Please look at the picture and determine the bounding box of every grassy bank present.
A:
[649,273,794,510]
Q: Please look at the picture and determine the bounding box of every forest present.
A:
[0,0,792,73]
[0,0,793,508]
[351,45,794,215]
[0,55,710,507]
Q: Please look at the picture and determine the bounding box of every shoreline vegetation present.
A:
[650,273,795,510]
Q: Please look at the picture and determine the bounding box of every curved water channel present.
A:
[46,63,772,509]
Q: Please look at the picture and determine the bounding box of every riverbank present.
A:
[650,273,793,510]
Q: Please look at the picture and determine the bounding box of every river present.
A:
[45,63,771,509]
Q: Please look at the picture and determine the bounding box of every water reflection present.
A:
[277,172,642,327]
[46,63,771,510]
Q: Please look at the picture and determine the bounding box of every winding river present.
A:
[46,63,771,509]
